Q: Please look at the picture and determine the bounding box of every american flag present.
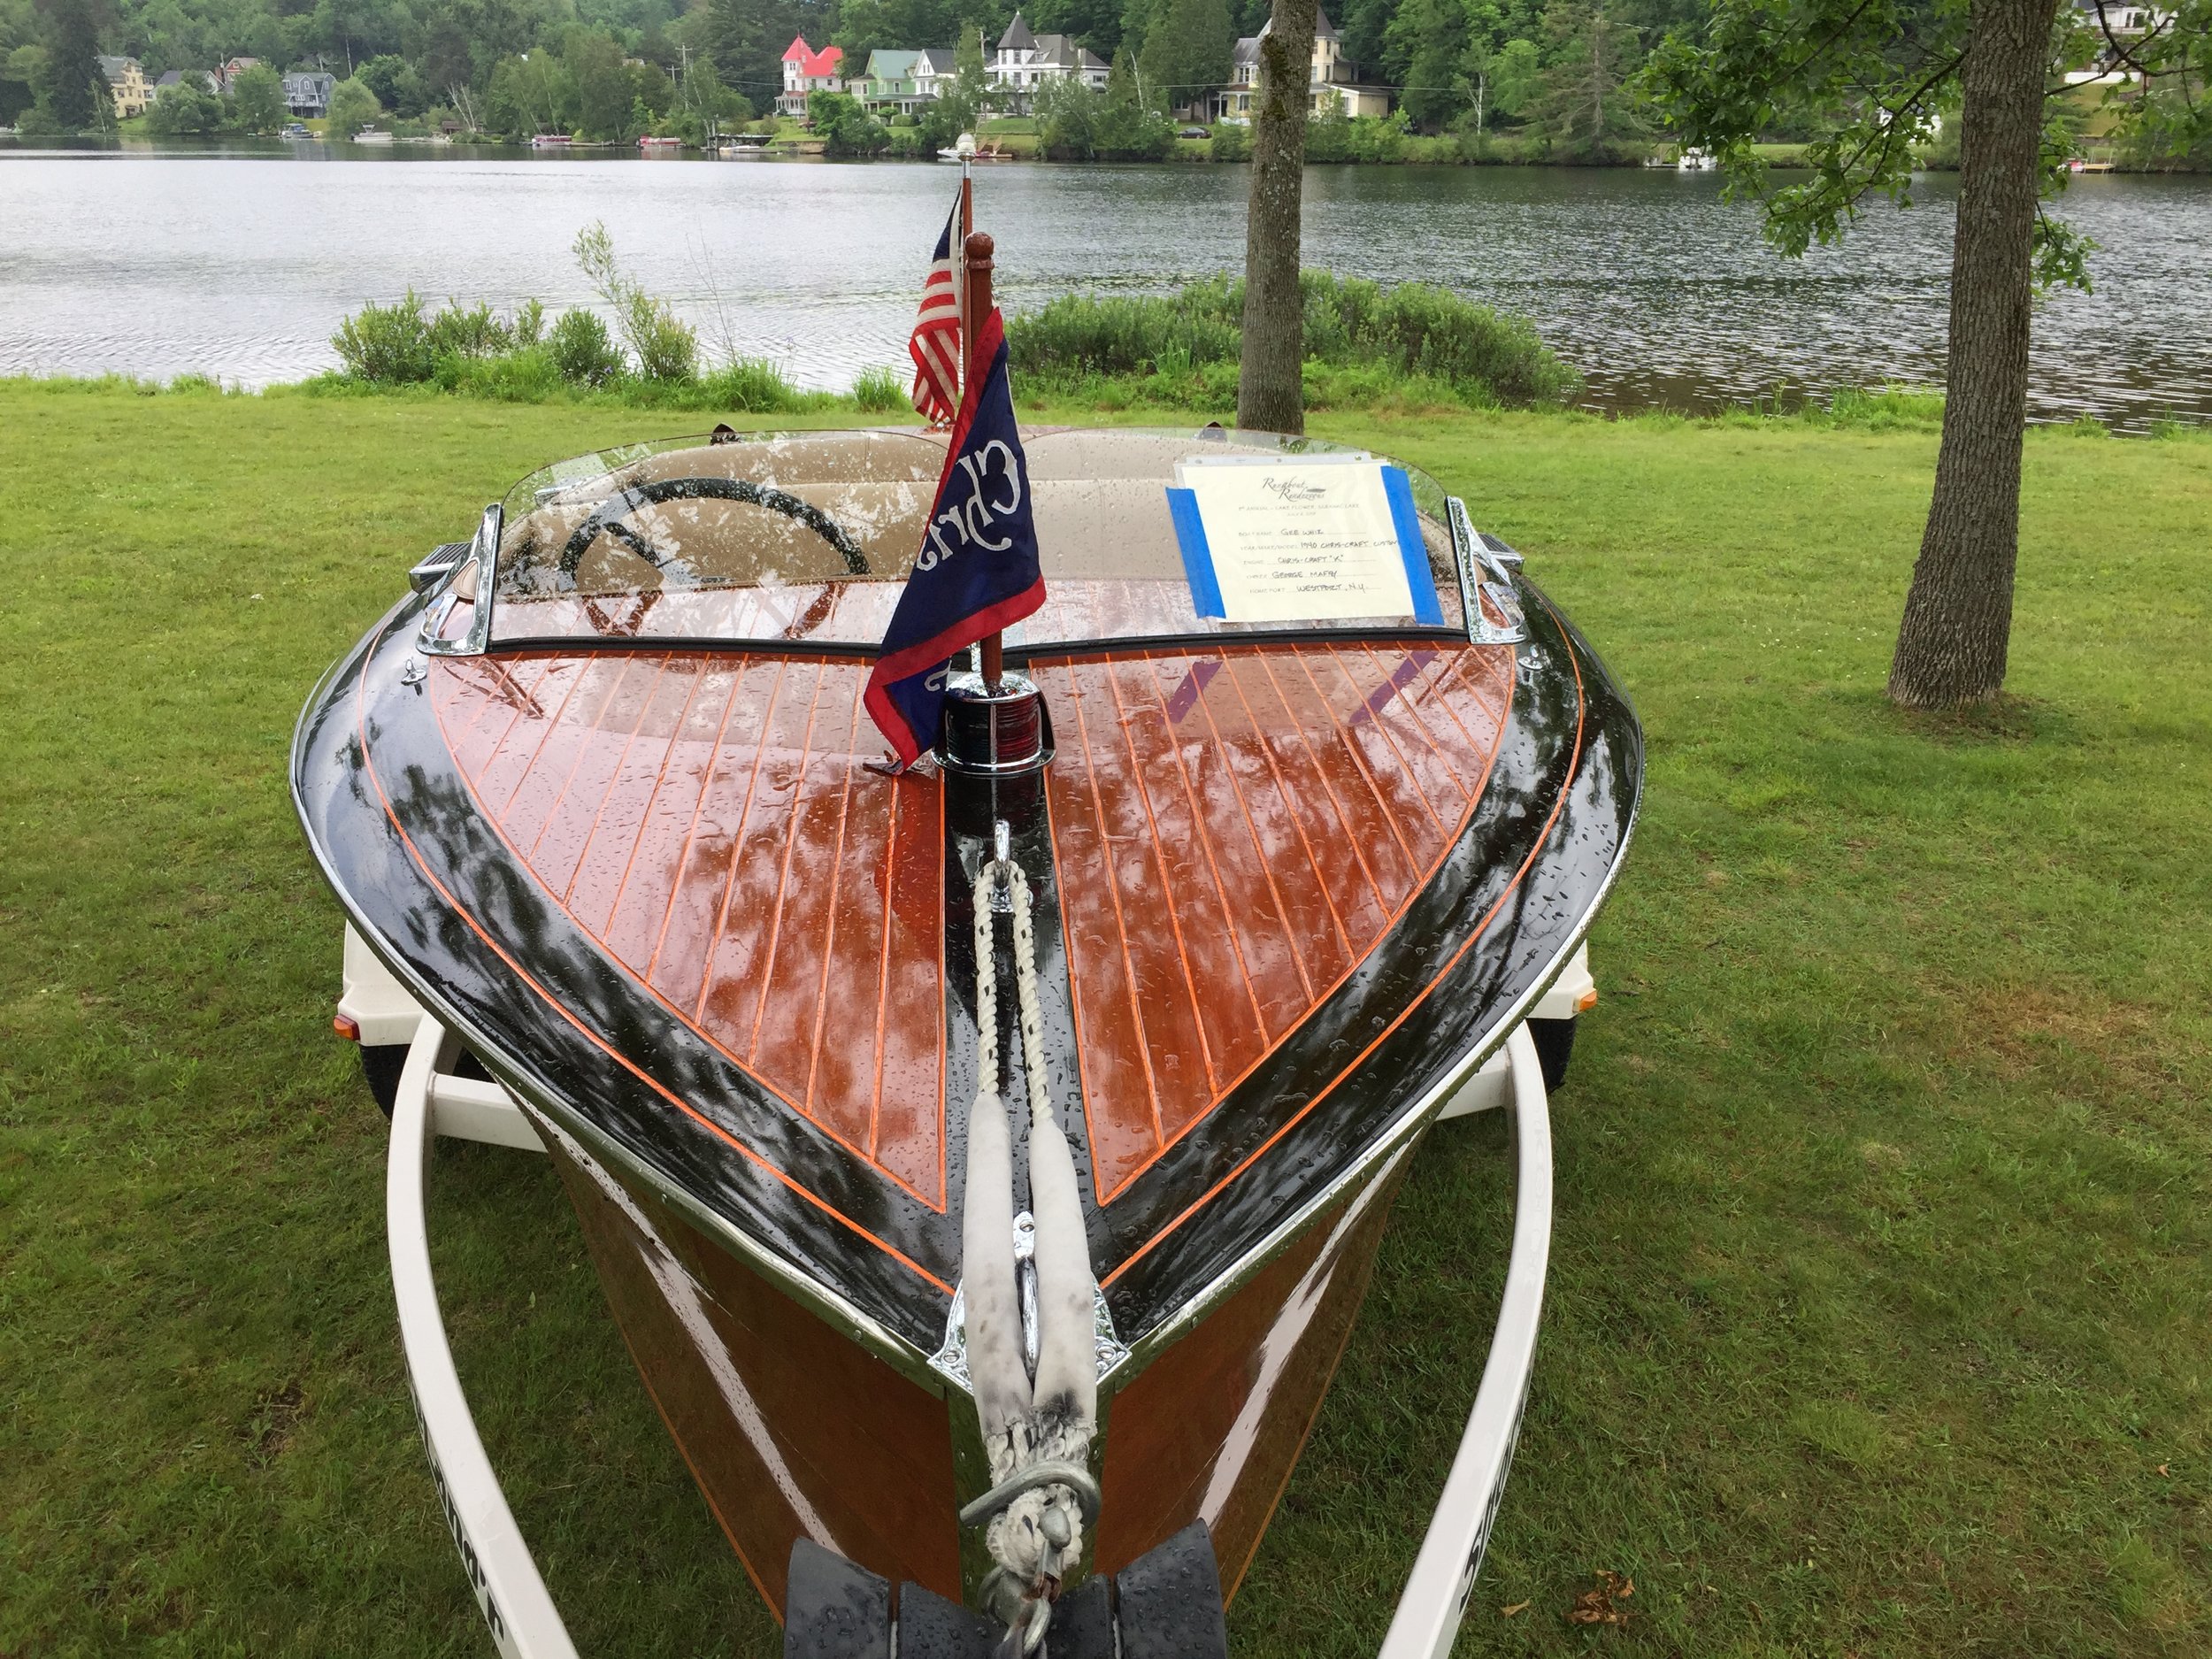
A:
[907,196,963,426]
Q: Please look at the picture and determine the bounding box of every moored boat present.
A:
[296,237,1640,1658]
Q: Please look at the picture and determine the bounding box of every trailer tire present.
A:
[360,1044,406,1118]
[1527,1017,1577,1092]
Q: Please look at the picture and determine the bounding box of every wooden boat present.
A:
[296,411,1640,1653]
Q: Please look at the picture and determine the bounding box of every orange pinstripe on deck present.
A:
[1034,643,1515,1202]
[430,653,949,1209]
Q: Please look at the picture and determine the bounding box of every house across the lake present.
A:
[216,58,263,95]
[1202,7,1388,124]
[988,13,1108,111]
[851,48,961,117]
[779,37,846,117]
[283,72,335,118]
[151,69,218,98]
[98,56,150,119]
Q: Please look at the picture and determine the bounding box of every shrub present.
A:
[572,221,698,382]
[699,358,808,413]
[1006,270,1579,410]
[851,365,907,412]
[145,83,225,136]
[629,305,700,382]
[1008,279,1243,380]
[1209,121,1249,162]
[425,301,513,361]
[439,346,566,402]
[808,89,889,157]
[332,291,438,383]
[1824,384,1946,429]
[547,308,625,386]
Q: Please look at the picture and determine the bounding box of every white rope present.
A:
[963,849,1099,1655]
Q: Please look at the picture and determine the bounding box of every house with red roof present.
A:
[780,36,846,117]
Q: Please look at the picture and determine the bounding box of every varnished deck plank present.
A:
[1039,642,1513,1201]
[433,653,948,1207]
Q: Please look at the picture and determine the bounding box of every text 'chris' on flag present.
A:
[864,308,1044,764]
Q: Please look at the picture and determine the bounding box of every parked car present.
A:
[1179,125,1210,139]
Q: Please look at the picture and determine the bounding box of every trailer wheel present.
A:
[360,1044,406,1118]
[1527,1017,1577,1092]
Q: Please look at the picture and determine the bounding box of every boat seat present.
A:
[784,1521,1227,1659]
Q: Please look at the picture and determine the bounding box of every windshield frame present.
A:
[472,426,1492,661]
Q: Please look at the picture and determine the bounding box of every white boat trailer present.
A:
[355,926,1586,1659]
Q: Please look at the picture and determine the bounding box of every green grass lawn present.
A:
[3,380,2208,1656]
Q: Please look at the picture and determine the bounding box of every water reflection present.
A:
[0,143,2205,428]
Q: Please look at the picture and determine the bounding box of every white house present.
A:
[988,13,1108,109]
[1205,8,1390,123]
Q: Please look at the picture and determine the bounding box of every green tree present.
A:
[356,51,427,118]
[565,30,631,138]
[38,0,102,131]
[325,74,382,134]
[1137,0,1233,109]
[486,50,573,137]
[954,22,987,98]
[1488,33,1539,119]
[1033,68,1100,154]
[1389,0,1468,130]
[1645,0,2209,707]
[1033,0,1128,57]
[145,79,224,133]
[229,61,285,132]
[3,42,47,127]
[1096,43,1174,151]
[807,86,888,152]
[1529,0,1642,157]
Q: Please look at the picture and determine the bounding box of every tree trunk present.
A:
[1239,0,1317,434]
[1887,0,2061,709]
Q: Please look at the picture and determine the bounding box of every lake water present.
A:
[3,141,2208,427]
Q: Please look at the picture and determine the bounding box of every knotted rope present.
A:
[963,847,1100,1656]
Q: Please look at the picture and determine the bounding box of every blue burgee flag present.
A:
[864,307,1046,764]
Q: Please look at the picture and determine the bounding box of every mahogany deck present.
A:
[428,638,1509,1223]
[430,652,949,1207]
[1035,644,1514,1200]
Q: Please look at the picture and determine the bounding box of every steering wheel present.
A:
[557,477,871,580]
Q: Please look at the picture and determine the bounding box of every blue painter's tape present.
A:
[1166,487,1225,618]
[1381,465,1446,626]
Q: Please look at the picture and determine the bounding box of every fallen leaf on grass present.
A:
[2157,1463,2170,1477]
[1502,1601,1530,1617]
[1567,1571,1634,1626]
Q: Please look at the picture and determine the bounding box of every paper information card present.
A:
[1167,457,1443,626]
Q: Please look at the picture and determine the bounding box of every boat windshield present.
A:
[480,426,1471,654]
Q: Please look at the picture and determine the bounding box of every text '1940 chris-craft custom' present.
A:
[294,240,1640,1659]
